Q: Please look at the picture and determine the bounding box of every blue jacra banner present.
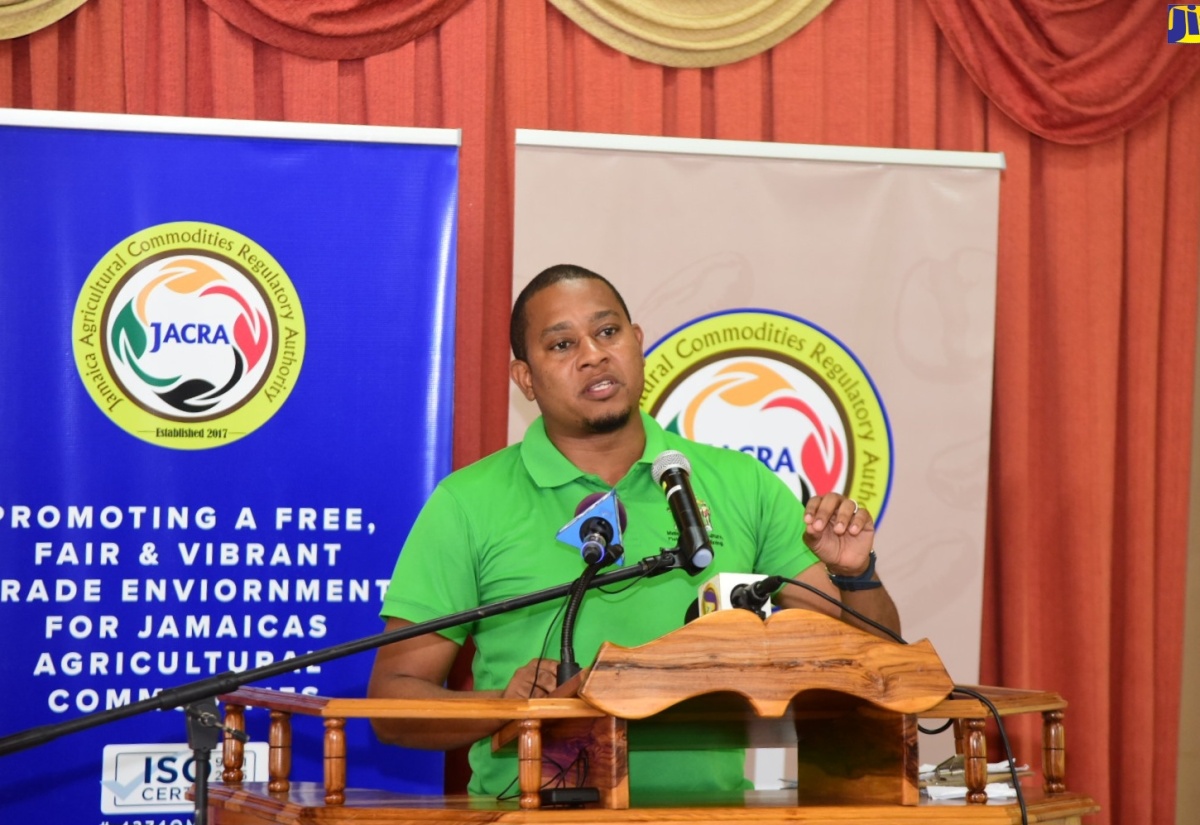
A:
[0,110,459,822]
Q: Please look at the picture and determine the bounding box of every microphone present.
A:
[556,491,628,686]
[730,575,784,615]
[651,450,713,574]
[556,490,627,566]
[695,573,781,620]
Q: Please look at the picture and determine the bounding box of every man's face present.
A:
[510,278,645,439]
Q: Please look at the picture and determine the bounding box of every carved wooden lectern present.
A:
[209,609,1098,824]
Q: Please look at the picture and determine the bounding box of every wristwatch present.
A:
[827,550,882,591]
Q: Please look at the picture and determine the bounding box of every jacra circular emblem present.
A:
[73,222,305,449]
[641,310,893,520]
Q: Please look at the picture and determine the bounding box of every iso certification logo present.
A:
[100,742,267,815]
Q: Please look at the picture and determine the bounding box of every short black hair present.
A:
[509,264,632,361]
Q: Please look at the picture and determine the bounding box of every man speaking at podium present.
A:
[367,264,901,799]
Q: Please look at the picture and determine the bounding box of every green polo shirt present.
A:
[381,412,818,799]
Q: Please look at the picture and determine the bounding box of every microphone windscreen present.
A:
[575,492,604,515]
[651,450,691,484]
[575,491,627,530]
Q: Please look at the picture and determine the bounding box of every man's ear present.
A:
[633,323,644,348]
[510,358,535,401]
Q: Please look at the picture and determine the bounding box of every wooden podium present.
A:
[208,609,1098,824]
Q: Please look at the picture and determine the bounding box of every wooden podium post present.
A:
[208,609,1099,824]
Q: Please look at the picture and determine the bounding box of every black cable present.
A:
[495,748,591,801]
[495,772,521,802]
[597,577,643,595]
[530,563,653,692]
[501,566,651,801]
[918,718,955,735]
[778,576,1029,825]
[494,753,573,801]
[779,576,905,643]
[492,598,572,802]
[542,752,572,787]
[527,590,572,699]
[947,685,1029,825]
[547,747,589,789]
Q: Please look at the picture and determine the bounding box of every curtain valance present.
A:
[544,0,836,68]
[0,0,88,40]
[922,0,1200,144]
[197,0,472,60]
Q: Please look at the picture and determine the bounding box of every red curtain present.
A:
[196,0,472,59]
[925,0,1200,143]
[2,2,1197,823]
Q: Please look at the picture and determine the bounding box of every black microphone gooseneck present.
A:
[557,560,611,685]
[651,450,713,575]
[558,494,626,685]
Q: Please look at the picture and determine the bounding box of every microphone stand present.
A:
[557,557,609,685]
[184,695,239,824]
[0,547,691,822]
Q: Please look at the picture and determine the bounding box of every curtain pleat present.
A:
[1,1,1198,822]
[544,0,837,68]
[923,0,1200,144]
[197,0,472,61]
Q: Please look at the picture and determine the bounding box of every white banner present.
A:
[513,130,1003,779]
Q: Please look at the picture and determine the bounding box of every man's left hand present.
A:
[803,493,874,575]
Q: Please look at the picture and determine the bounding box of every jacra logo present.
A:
[641,310,893,520]
[73,222,305,449]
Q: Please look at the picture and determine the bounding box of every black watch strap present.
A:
[828,550,882,591]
